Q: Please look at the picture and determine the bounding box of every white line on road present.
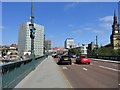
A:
[83,68,87,71]
[72,62,75,65]
[90,63,93,65]
[62,67,68,70]
[99,65,120,72]
[112,64,118,66]
[91,58,120,64]
[119,83,120,86]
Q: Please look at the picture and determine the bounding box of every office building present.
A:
[45,40,51,50]
[64,38,75,49]
[18,22,44,56]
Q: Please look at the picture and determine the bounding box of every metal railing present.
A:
[88,55,120,61]
[0,55,46,89]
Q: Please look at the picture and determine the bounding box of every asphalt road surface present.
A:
[54,58,119,88]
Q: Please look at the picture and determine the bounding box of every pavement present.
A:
[15,56,71,88]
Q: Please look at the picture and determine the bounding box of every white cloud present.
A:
[99,16,113,22]
[72,29,82,34]
[99,23,112,29]
[64,2,79,11]
[92,29,105,37]
[83,27,93,31]
[0,26,5,30]
[68,24,74,27]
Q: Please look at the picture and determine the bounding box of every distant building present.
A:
[64,38,75,49]
[10,44,17,47]
[80,44,88,54]
[51,47,65,54]
[76,44,88,55]
[88,42,96,51]
[110,10,120,50]
[45,40,51,50]
[18,22,44,56]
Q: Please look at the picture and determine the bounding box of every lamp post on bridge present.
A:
[29,0,35,61]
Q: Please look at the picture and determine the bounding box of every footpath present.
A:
[15,56,71,88]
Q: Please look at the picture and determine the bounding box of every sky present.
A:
[1,2,119,47]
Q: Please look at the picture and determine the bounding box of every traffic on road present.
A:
[53,54,119,88]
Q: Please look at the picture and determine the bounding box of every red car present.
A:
[76,54,90,64]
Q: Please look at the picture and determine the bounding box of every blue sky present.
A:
[2,2,119,47]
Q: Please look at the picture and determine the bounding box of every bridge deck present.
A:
[15,56,71,88]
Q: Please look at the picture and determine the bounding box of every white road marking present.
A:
[119,83,120,85]
[63,67,68,70]
[99,65,120,72]
[112,64,118,66]
[72,62,75,65]
[90,63,93,65]
[91,58,120,64]
[83,68,87,71]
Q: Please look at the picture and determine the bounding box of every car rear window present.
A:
[61,56,69,58]
[81,55,87,58]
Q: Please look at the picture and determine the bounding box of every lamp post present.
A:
[29,0,35,61]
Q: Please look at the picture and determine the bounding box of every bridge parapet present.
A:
[0,55,46,89]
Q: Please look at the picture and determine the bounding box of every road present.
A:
[54,58,119,88]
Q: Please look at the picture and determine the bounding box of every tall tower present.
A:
[110,9,120,50]
[96,36,98,49]
[118,1,120,30]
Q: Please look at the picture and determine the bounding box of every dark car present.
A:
[58,55,71,65]
[76,54,90,64]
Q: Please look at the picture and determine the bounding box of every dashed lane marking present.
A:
[83,68,87,71]
[112,64,118,66]
[99,65,120,72]
[119,83,120,86]
[90,63,93,65]
[62,67,68,70]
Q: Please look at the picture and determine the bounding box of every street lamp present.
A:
[29,0,35,61]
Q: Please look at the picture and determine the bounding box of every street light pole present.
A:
[29,0,35,61]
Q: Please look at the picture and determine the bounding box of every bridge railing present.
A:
[88,55,120,61]
[0,55,46,89]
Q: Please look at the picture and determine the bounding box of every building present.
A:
[88,42,96,51]
[45,40,51,50]
[80,44,88,54]
[110,10,120,50]
[64,38,75,49]
[18,22,44,56]
[75,44,88,55]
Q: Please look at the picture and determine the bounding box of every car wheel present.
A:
[69,61,71,65]
[76,60,77,64]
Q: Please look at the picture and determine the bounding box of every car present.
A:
[58,55,72,65]
[76,54,90,64]
[52,54,57,58]
[54,55,59,58]
[71,55,76,58]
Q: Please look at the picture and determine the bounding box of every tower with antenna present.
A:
[96,36,98,49]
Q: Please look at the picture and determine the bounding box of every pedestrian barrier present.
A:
[0,55,46,89]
